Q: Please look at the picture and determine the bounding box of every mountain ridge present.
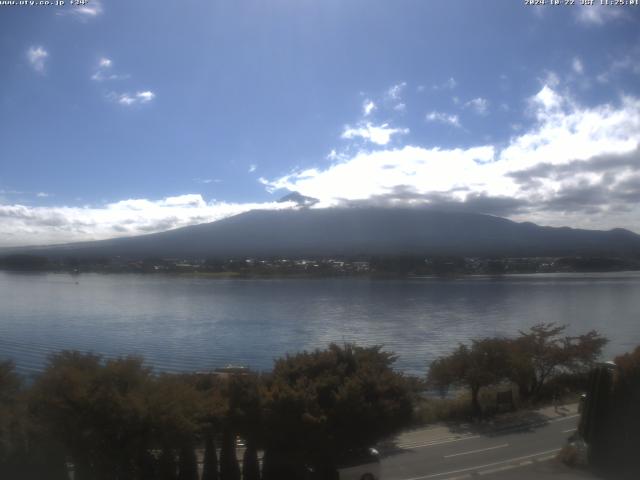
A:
[5,207,640,260]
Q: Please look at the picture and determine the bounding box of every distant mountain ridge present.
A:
[8,208,640,259]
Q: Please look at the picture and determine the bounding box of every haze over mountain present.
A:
[10,208,640,260]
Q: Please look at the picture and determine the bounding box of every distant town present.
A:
[1,253,639,276]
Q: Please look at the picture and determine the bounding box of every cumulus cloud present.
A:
[91,57,129,81]
[387,82,407,100]
[341,123,409,146]
[27,46,48,73]
[362,99,376,116]
[0,194,296,247]
[249,164,257,173]
[262,84,640,231]
[572,57,584,75]
[111,90,156,106]
[136,91,155,102]
[425,111,461,127]
[464,97,489,115]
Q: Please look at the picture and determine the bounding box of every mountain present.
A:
[8,208,640,260]
[277,191,319,207]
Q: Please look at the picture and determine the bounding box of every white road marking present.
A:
[397,413,579,450]
[398,435,480,450]
[444,443,509,458]
[551,414,579,422]
[400,448,561,480]
[562,428,577,433]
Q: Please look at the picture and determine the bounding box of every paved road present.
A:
[381,409,581,480]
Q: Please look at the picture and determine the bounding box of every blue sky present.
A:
[1,0,640,246]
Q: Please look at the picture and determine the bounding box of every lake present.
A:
[1,271,639,376]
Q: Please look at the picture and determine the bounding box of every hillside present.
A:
[10,208,640,260]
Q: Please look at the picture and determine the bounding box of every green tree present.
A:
[146,374,203,480]
[263,343,413,476]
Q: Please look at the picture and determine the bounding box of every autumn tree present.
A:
[262,343,413,478]
[428,338,511,417]
[29,351,204,480]
[508,323,607,400]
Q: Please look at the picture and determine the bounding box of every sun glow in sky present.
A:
[1,0,640,246]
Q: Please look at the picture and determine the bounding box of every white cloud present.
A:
[432,77,457,90]
[387,82,407,100]
[597,53,640,83]
[36,192,50,198]
[572,57,584,75]
[326,150,351,162]
[425,111,461,128]
[576,5,623,25]
[363,99,376,116]
[67,0,103,19]
[262,85,640,231]
[394,103,406,113]
[341,123,409,146]
[464,97,489,115]
[27,46,48,73]
[91,57,129,81]
[0,194,297,247]
[111,90,156,106]
[249,164,257,173]
[136,91,155,103]
[540,70,560,88]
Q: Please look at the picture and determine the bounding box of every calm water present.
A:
[1,271,639,376]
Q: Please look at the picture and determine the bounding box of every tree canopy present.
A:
[428,324,608,416]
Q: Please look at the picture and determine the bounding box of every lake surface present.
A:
[1,271,639,376]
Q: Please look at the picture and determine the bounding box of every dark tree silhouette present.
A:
[201,432,219,480]
[178,443,198,480]
[219,428,240,480]
[242,442,260,480]
[158,447,178,480]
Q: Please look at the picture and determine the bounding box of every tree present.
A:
[146,374,203,480]
[177,443,198,480]
[201,432,219,480]
[428,338,510,417]
[30,351,192,480]
[242,443,260,480]
[508,323,607,400]
[598,346,640,478]
[219,428,241,480]
[263,343,413,476]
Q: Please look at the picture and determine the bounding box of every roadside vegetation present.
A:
[0,325,621,480]
[0,344,412,480]
[425,323,607,420]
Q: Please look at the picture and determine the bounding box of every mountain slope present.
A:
[13,208,640,259]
